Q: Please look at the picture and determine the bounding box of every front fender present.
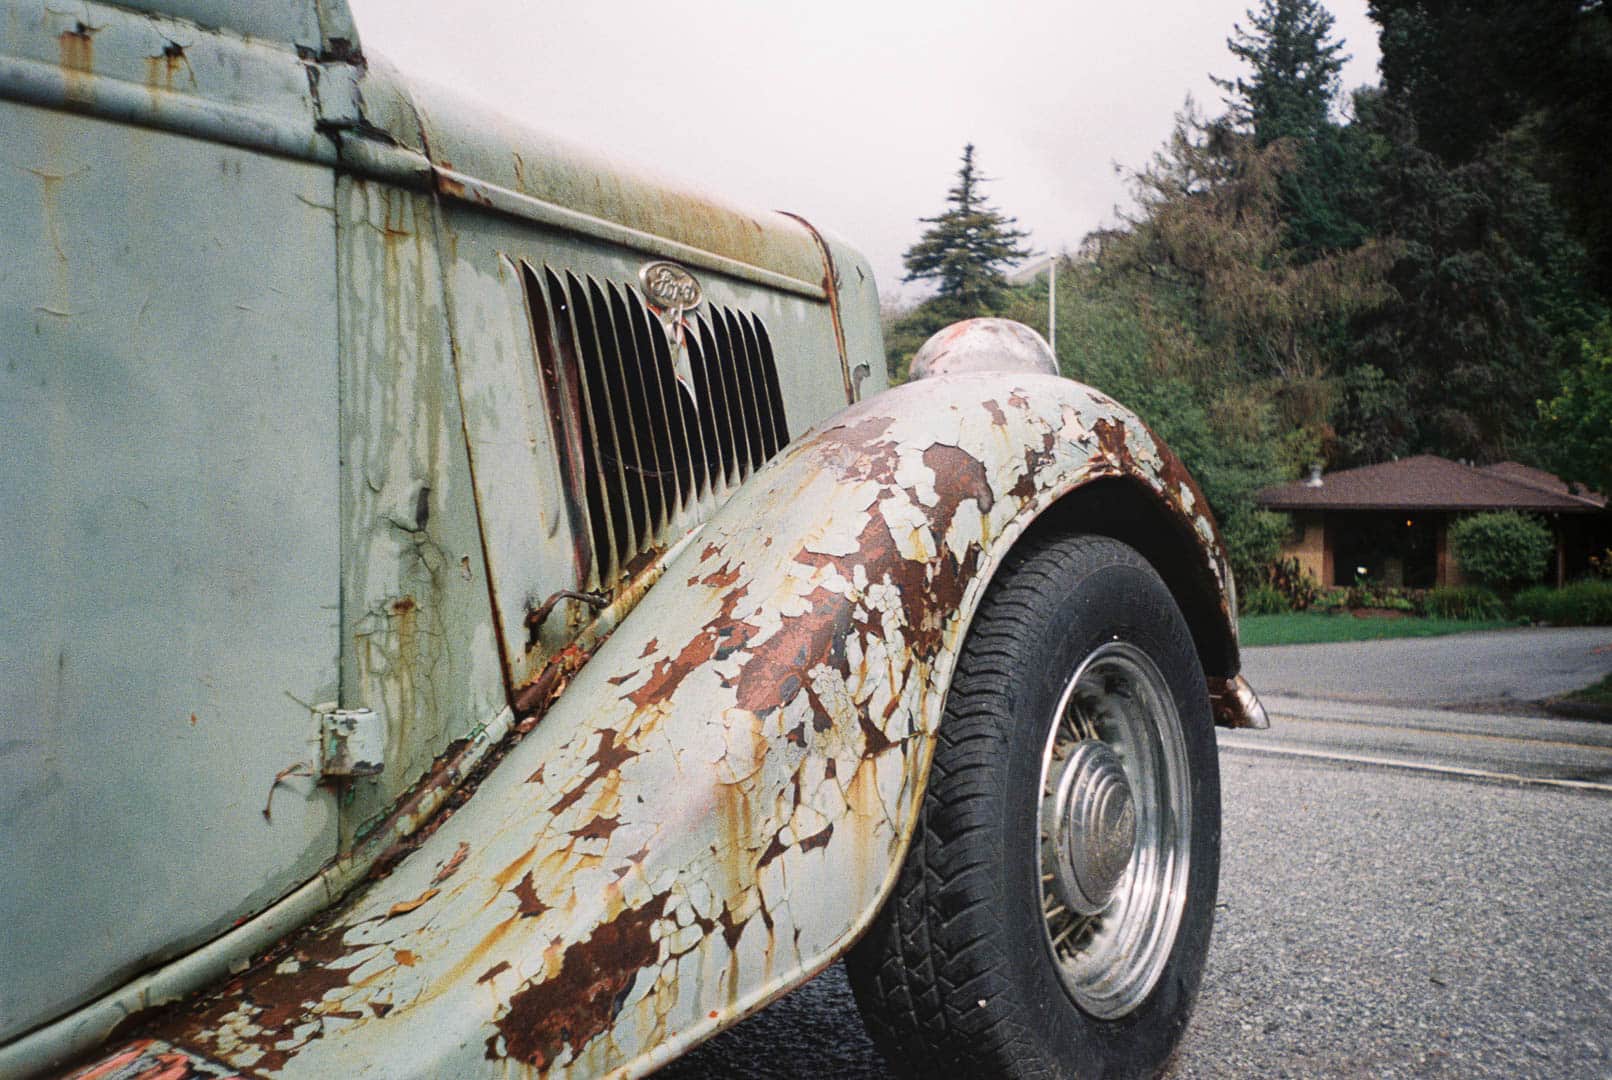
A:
[131,373,1236,1078]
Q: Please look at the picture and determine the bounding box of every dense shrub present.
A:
[1352,587,1415,611]
[1241,584,1291,615]
[1512,581,1612,626]
[1425,585,1507,620]
[1340,581,1418,612]
[1224,510,1292,602]
[1589,547,1612,580]
[1266,556,1321,610]
[1449,511,1554,590]
[1312,588,1348,612]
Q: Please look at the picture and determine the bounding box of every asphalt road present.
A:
[1240,626,1612,710]
[1174,742,1612,1078]
[661,632,1612,1079]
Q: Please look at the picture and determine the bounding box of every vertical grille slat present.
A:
[627,291,703,508]
[709,309,751,474]
[693,314,740,487]
[540,267,614,584]
[523,262,791,589]
[685,317,727,494]
[562,271,636,578]
[708,312,755,480]
[585,278,656,545]
[737,313,782,458]
[725,308,770,465]
[608,283,678,530]
[751,318,791,453]
[523,265,597,586]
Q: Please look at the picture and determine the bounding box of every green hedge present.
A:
[1449,511,1554,590]
[1425,585,1507,621]
[1241,584,1291,615]
[1511,581,1612,626]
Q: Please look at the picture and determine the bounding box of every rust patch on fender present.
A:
[575,814,622,841]
[1156,440,1218,529]
[1093,417,1135,469]
[734,587,850,716]
[833,509,976,661]
[699,562,743,588]
[815,414,901,484]
[919,443,994,536]
[153,920,365,1073]
[797,824,834,853]
[511,870,548,918]
[626,582,753,708]
[486,894,669,1067]
[549,729,636,816]
[58,24,95,72]
[756,831,790,869]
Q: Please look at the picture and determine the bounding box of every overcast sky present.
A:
[347,0,1382,301]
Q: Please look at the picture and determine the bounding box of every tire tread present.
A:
[847,534,1213,1079]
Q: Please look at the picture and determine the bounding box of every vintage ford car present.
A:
[0,2,1267,1076]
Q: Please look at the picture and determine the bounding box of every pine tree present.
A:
[1213,0,1349,147]
[1211,1,1368,259]
[1369,0,1612,294]
[902,144,1033,309]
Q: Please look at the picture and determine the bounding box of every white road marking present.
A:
[1218,735,1612,795]
[1266,712,1612,756]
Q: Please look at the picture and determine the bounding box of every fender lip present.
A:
[73,372,1241,1080]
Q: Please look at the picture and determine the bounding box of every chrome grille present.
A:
[523,264,790,587]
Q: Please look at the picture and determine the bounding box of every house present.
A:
[1256,455,1609,588]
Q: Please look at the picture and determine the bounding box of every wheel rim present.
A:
[1036,640,1191,1019]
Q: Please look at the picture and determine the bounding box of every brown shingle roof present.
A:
[1257,455,1606,513]
[1480,462,1607,508]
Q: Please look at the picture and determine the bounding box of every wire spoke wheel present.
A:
[1038,642,1192,1019]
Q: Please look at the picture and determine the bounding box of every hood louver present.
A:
[523,264,789,588]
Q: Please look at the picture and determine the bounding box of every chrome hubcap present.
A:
[1037,641,1191,1020]
[1049,741,1136,916]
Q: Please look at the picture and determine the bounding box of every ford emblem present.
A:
[639,261,703,312]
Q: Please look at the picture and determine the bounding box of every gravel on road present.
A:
[1240,627,1612,711]
[1174,752,1612,1078]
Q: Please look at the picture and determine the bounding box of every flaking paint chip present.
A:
[433,841,470,883]
[385,887,440,919]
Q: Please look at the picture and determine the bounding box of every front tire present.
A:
[848,534,1220,1079]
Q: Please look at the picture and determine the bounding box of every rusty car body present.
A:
[0,2,1264,1076]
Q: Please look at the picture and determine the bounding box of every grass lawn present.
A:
[1240,612,1517,647]
[1563,672,1612,707]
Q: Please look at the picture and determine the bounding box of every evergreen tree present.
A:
[1540,317,1612,498]
[903,144,1033,309]
[1369,0,1612,295]
[1346,100,1582,462]
[1212,1,1367,260]
[1213,0,1348,147]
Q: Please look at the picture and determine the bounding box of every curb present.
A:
[1545,699,1612,723]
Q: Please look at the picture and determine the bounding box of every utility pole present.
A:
[1048,254,1057,357]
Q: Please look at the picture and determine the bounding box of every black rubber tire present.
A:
[847,534,1220,1079]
